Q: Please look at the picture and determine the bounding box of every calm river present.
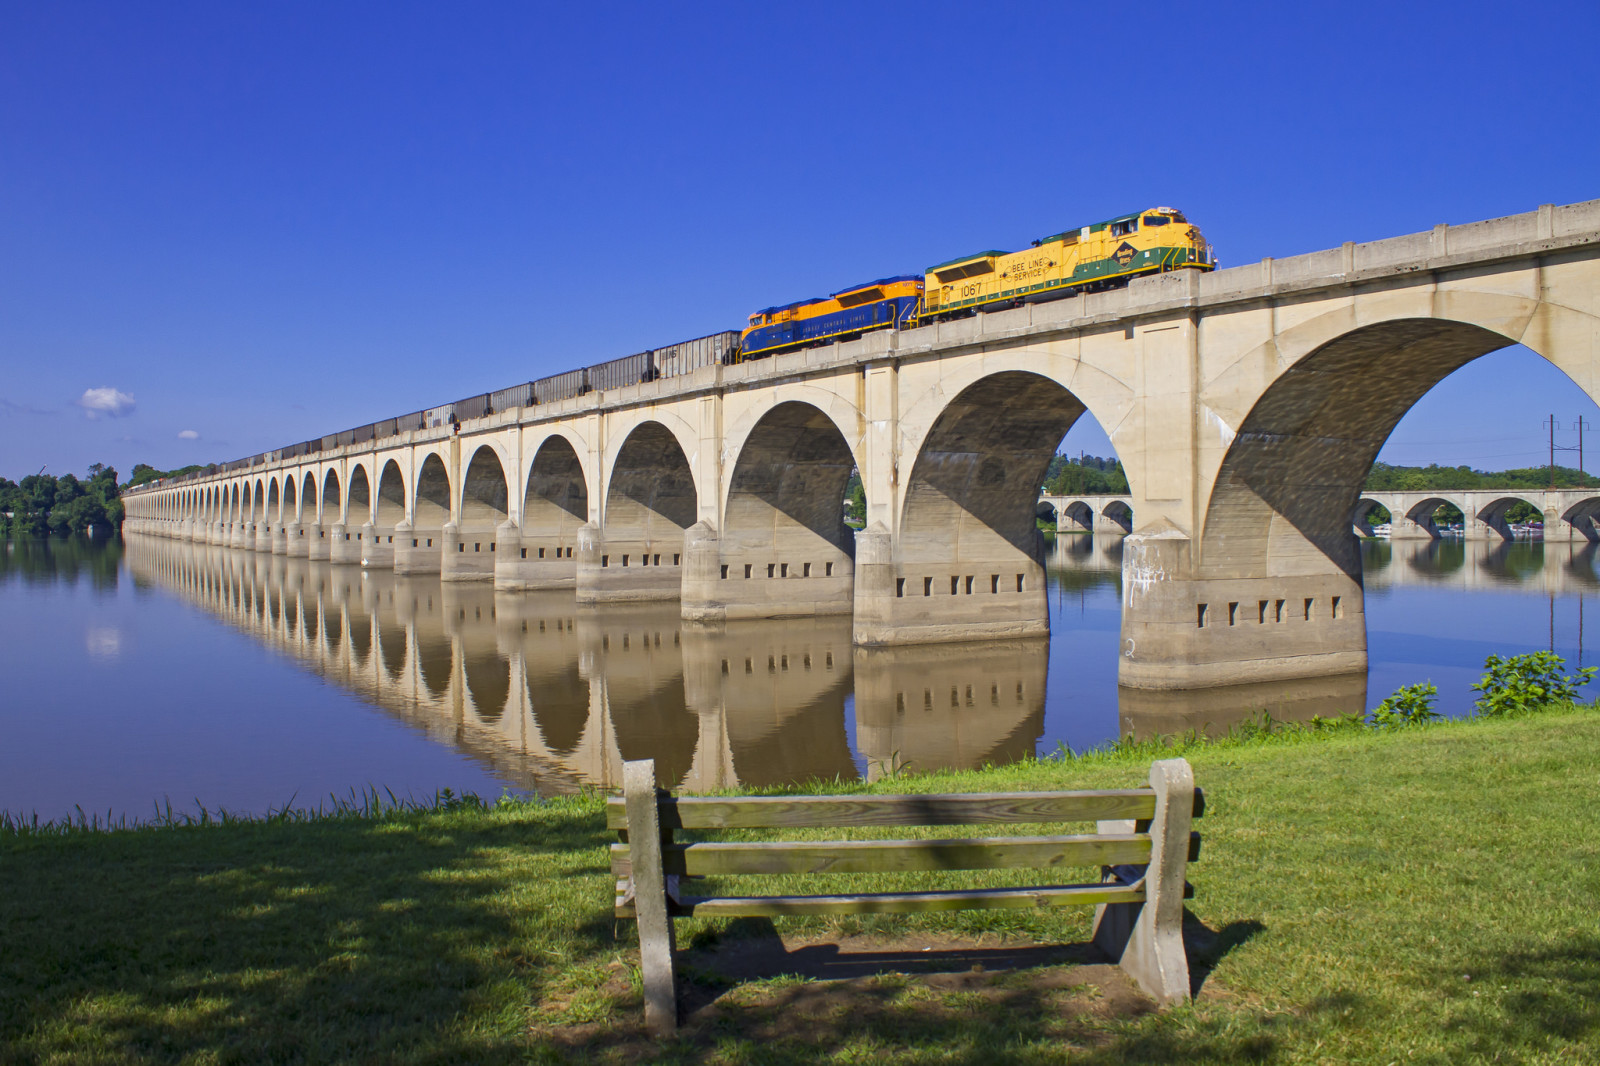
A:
[3,532,1595,820]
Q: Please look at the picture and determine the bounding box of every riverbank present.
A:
[3,708,1597,1064]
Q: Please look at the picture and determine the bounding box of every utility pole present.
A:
[1546,415,1561,489]
[1578,415,1593,476]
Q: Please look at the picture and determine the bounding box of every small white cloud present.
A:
[178,429,200,440]
[77,387,136,419]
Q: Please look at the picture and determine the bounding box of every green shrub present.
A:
[1370,681,1441,728]
[1472,651,1596,717]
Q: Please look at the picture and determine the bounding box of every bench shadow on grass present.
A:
[0,808,612,1065]
[682,909,1264,999]
[586,909,1273,1063]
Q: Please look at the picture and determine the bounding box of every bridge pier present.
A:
[306,522,332,561]
[283,522,308,557]
[254,522,273,553]
[575,522,684,604]
[329,523,363,565]
[1116,530,1369,689]
[494,519,577,590]
[394,522,443,574]
[850,525,1052,646]
[361,523,396,568]
[681,522,856,622]
[442,522,499,582]
[270,524,288,555]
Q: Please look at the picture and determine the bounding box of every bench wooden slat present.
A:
[610,831,1167,876]
[603,789,1180,830]
[614,880,1149,918]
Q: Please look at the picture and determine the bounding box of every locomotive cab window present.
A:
[1109,218,1138,237]
[1142,215,1171,227]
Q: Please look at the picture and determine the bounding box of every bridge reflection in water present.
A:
[125,536,1044,793]
[1045,532,1599,741]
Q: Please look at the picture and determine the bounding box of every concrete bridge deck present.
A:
[124,198,1600,689]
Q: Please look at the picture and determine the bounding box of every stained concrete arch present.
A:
[397,453,451,575]
[502,433,589,590]
[347,464,372,525]
[448,445,510,581]
[321,469,341,523]
[894,347,1137,525]
[857,371,1091,644]
[376,460,406,526]
[580,421,698,603]
[690,400,861,620]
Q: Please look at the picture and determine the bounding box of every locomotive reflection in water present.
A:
[125,536,1045,792]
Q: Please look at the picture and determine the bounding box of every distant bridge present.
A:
[123,198,1600,690]
[1042,489,1600,541]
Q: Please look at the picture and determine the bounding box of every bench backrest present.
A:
[606,787,1203,880]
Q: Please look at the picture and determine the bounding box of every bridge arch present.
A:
[1560,497,1600,542]
[601,420,697,558]
[375,459,406,527]
[901,371,1093,546]
[283,476,298,523]
[719,387,867,514]
[413,453,452,530]
[346,463,372,528]
[522,433,589,560]
[460,444,511,531]
[897,350,1137,520]
[726,399,861,556]
[320,469,341,526]
[1101,499,1133,534]
[266,479,280,524]
[1198,288,1600,580]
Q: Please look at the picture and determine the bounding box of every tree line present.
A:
[0,463,202,536]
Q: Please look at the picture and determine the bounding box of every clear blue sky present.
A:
[3,2,1597,480]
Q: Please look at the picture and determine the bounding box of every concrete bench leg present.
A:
[1092,756,1194,1004]
[623,758,678,1035]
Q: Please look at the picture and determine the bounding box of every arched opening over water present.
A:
[346,465,372,529]
[320,470,341,526]
[723,401,861,609]
[414,454,452,533]
[459,445,509,548]
[886,370,1129,644]
[375,460,406,528]
[301,473,316,524]
[523,435,587,560]
[283,476,298,524]
[266,479,280,524]
[602,422,697,583]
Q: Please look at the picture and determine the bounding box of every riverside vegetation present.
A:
[2,654,1596,1064]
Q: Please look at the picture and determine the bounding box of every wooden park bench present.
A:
[609,756,1203,1035]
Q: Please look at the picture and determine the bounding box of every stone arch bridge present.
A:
[1044,489,1600,541]
[125,199,1600,689]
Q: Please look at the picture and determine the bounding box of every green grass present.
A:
[4,710,1599,1063]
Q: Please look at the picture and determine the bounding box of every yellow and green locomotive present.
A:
[738,206,1214,359]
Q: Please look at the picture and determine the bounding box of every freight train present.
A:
[740,205,1213,359]
[182,208,1215,474]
